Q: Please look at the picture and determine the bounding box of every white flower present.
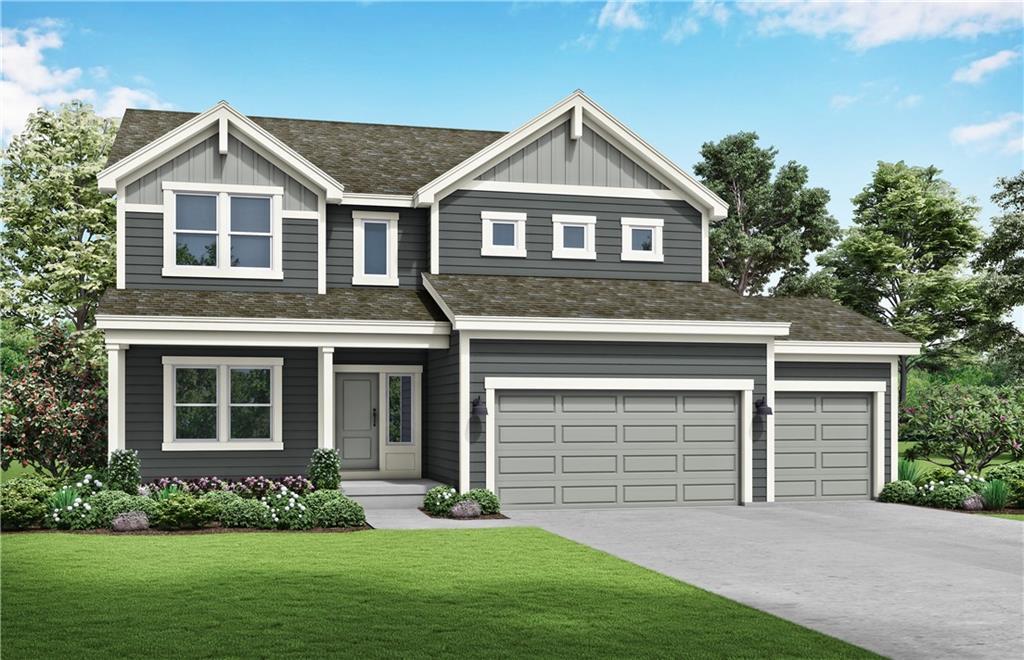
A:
[66,506,72,511]
[74,497,82,504]
[84,503,92,510]
[957,469,965,475]
[95,480,103,487]
[76,482,83,488]
[85,474,93,480]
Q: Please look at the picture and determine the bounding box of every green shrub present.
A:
[463,488,501,515]
[200,491,243,519]
[154,484,184,501]
[423,485,461,516]
[0,476,54,529]
[46,486,92,529]
[921,484,975,510]
[918,467,956,485]
[878,480,918,504]
[307,448,341,491]
[150,493,216,530]
[105,495,157,520]
[83,489,134,528]
[897,459,924,484]
[106,449,141,494]
[261,486,311,529]
[304,490,365,528]
[981,479,1010,511]
[985,464,1024,507]
[219,498,272,529]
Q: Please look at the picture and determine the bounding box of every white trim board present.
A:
[96,315,449,335]
[775,341,919,356]
[774,380,887,393]
[101,329,450,350]
[461,180,684,201]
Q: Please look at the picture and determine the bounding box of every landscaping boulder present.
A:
[449,500,482,519]
[962,494,984,512]
[112,511,149,532]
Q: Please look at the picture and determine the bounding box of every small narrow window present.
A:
[353,211,399,286]
[387,375,414,444]
[481,211,527,257]
[620,217,664,262]
[551,214,597,260]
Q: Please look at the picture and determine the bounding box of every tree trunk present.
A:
[898,356,909,407]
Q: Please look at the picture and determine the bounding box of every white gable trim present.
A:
[97,101,345,203]
[413,91,728,220]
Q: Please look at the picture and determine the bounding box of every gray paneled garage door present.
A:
[494,390,739,508]
[775,393,872,500]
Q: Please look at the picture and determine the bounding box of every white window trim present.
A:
[161,356,284,451]
[480,210,527,258]
[161,182,284,279]
[620,217,664,262]
[352,210,399,286]
[551,214,596,260]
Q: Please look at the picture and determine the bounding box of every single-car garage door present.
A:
[774,393,872,500]
[494,390,739,508]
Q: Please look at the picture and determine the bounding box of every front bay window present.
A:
[162,356,283,451]
[162,182,283,279]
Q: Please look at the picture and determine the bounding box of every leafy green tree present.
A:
[0,102,118,339]
[818,162,985,403]
[693,131,839,295]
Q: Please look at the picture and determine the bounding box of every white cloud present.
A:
[742,2,1023,50]
[692,0,730,26]
[598,1,645,31]
[1002,134,1024,155]
[89,66,110,81]
[952,49,1020,84]
[896,94,923,109]
[950,113,1023,146]
[663,16,700,44]
[830,94,861,109]
[99,86,172,118]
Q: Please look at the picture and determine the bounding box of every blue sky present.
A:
[3,0,1022,230]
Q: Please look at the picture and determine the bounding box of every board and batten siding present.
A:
[775,362,893,482]
[124,133,318,212]
[124,346,316,479]
[326,205,429,288]
[123,211,318,291]
[439,190,702,280]
[468,340,769,498]
[424,332,461,487]
[476,120,668,190]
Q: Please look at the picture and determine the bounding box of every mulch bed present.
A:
[4,524,373,535]
[418,508,508,520]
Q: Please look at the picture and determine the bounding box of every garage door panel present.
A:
[682,454,735,472]
[623,484,678,503]
[821,424,869,441]
[561,425,617,443]
[622,454,678,472]
[775,396,816,412]
[683,483,736,502]
[498,395,555,412]
[499,426,556,443]
[623,395,677,412]
[623,425,678,443]
[562,395,617,412]
[821,396,869,413]
[776,451,816,469]
[683,424,736,442]
[562,485,618,505]
[683,396,737,412]
[821,451,868,468]
[497,456,555,474]
[822,480,869,497]
[562,455,618,473]
[776,480,817,498]
[776,424,817,441]
[499,486,555,505]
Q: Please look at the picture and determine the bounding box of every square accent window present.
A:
[387,375,414,444]
[551,214,597,260]
[163,358,283,451]
[353,211,399,286]
[481,211,527,257]
[620,217,664,262]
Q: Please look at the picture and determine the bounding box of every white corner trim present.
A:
[873,389,886,497]
[480,210,527,258]
[741,389,753,504]
[765,339,775,503]
[890,358,899,486]
[116,183,126,289]
[317,196,327,294]
[319,347,334,450]
[775,341,920,356]
[106,344,126,455]
[485,385,496,492]
[283,210,320,220]
[620,217,664,262]
[460,180,684,201]
[483,377,755,391]
[430,202,440,274]
[161,442,285,452]
[352,211,400,287]
[551,214,597,260]
[701,211,710,283]
[774,380,887,393]
[458,333,471,493]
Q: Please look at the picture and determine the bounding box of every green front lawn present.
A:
[2,528,874,659]
[984,513,1024,521]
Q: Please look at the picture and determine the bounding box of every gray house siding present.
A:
[424,332,461,487]
[123,212,318,291]
[775,362,893,482]
[125,133,317,212]
[468,340,768,498]
[439,190,702,280]
[477,121,668,190]
[124,345,317,479]
[326,205,428,288]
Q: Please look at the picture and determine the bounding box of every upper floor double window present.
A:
[162,182,284,279]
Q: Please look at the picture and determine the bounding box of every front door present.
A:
[336,373,379,470]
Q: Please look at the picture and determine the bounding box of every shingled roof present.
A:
[106,109,506,195]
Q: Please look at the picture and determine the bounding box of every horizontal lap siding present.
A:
[439,190,702,281]
[326,205,428,288]
[469,341,768,499]
[424,333,460,487]
[124,212,317,291]
[775,362,893,482]
[125,346,317,479]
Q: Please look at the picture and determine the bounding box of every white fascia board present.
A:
[343,193,415,208]
[96,314,450,335]
[97,102,345,202]
[413,90,728,219]
[450,316,790,337]
[484,377,755,391]
[463,330,781,344]
[101,328,450,349]
[775,380,887,393]
[775,341,920,356]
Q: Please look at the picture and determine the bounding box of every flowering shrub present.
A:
[84,490,135,528]
[220,498,272,528]
[308,448,341,491]
[920,483,975,510]
[150,493,216,530]
[0,476,54,530]
[261,485,310,529]
[106,449,141,494]
[143,475,316,499]
[46,486,92,529]
[276,476,315,495]
[304,490,365,528]
[147,477,189,494]
[878,480,918,504]
[70,472,104,495]
[186,476,229,494]
[463,488,501,515]
[423,485,461,516]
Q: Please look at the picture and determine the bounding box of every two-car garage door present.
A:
[494,390,740,508]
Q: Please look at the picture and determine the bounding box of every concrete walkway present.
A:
[512,502,1024,660]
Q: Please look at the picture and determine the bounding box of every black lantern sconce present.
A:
[755,397,773,416]
[471,396,488,417]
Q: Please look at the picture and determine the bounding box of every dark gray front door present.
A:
[336,373,379,470]
[775,393,872,500]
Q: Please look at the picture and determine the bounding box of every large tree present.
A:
[818,161,984,403]
[693,131,839,295]
[0,102,118,338]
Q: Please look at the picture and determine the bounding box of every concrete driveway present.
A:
[512,502,1023,660]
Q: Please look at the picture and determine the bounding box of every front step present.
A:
[342,479,442,510]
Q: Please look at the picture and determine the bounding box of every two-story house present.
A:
[96,91,918,509]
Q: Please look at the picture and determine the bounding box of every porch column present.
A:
[106,343,127,456]
[319,347,335,449]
